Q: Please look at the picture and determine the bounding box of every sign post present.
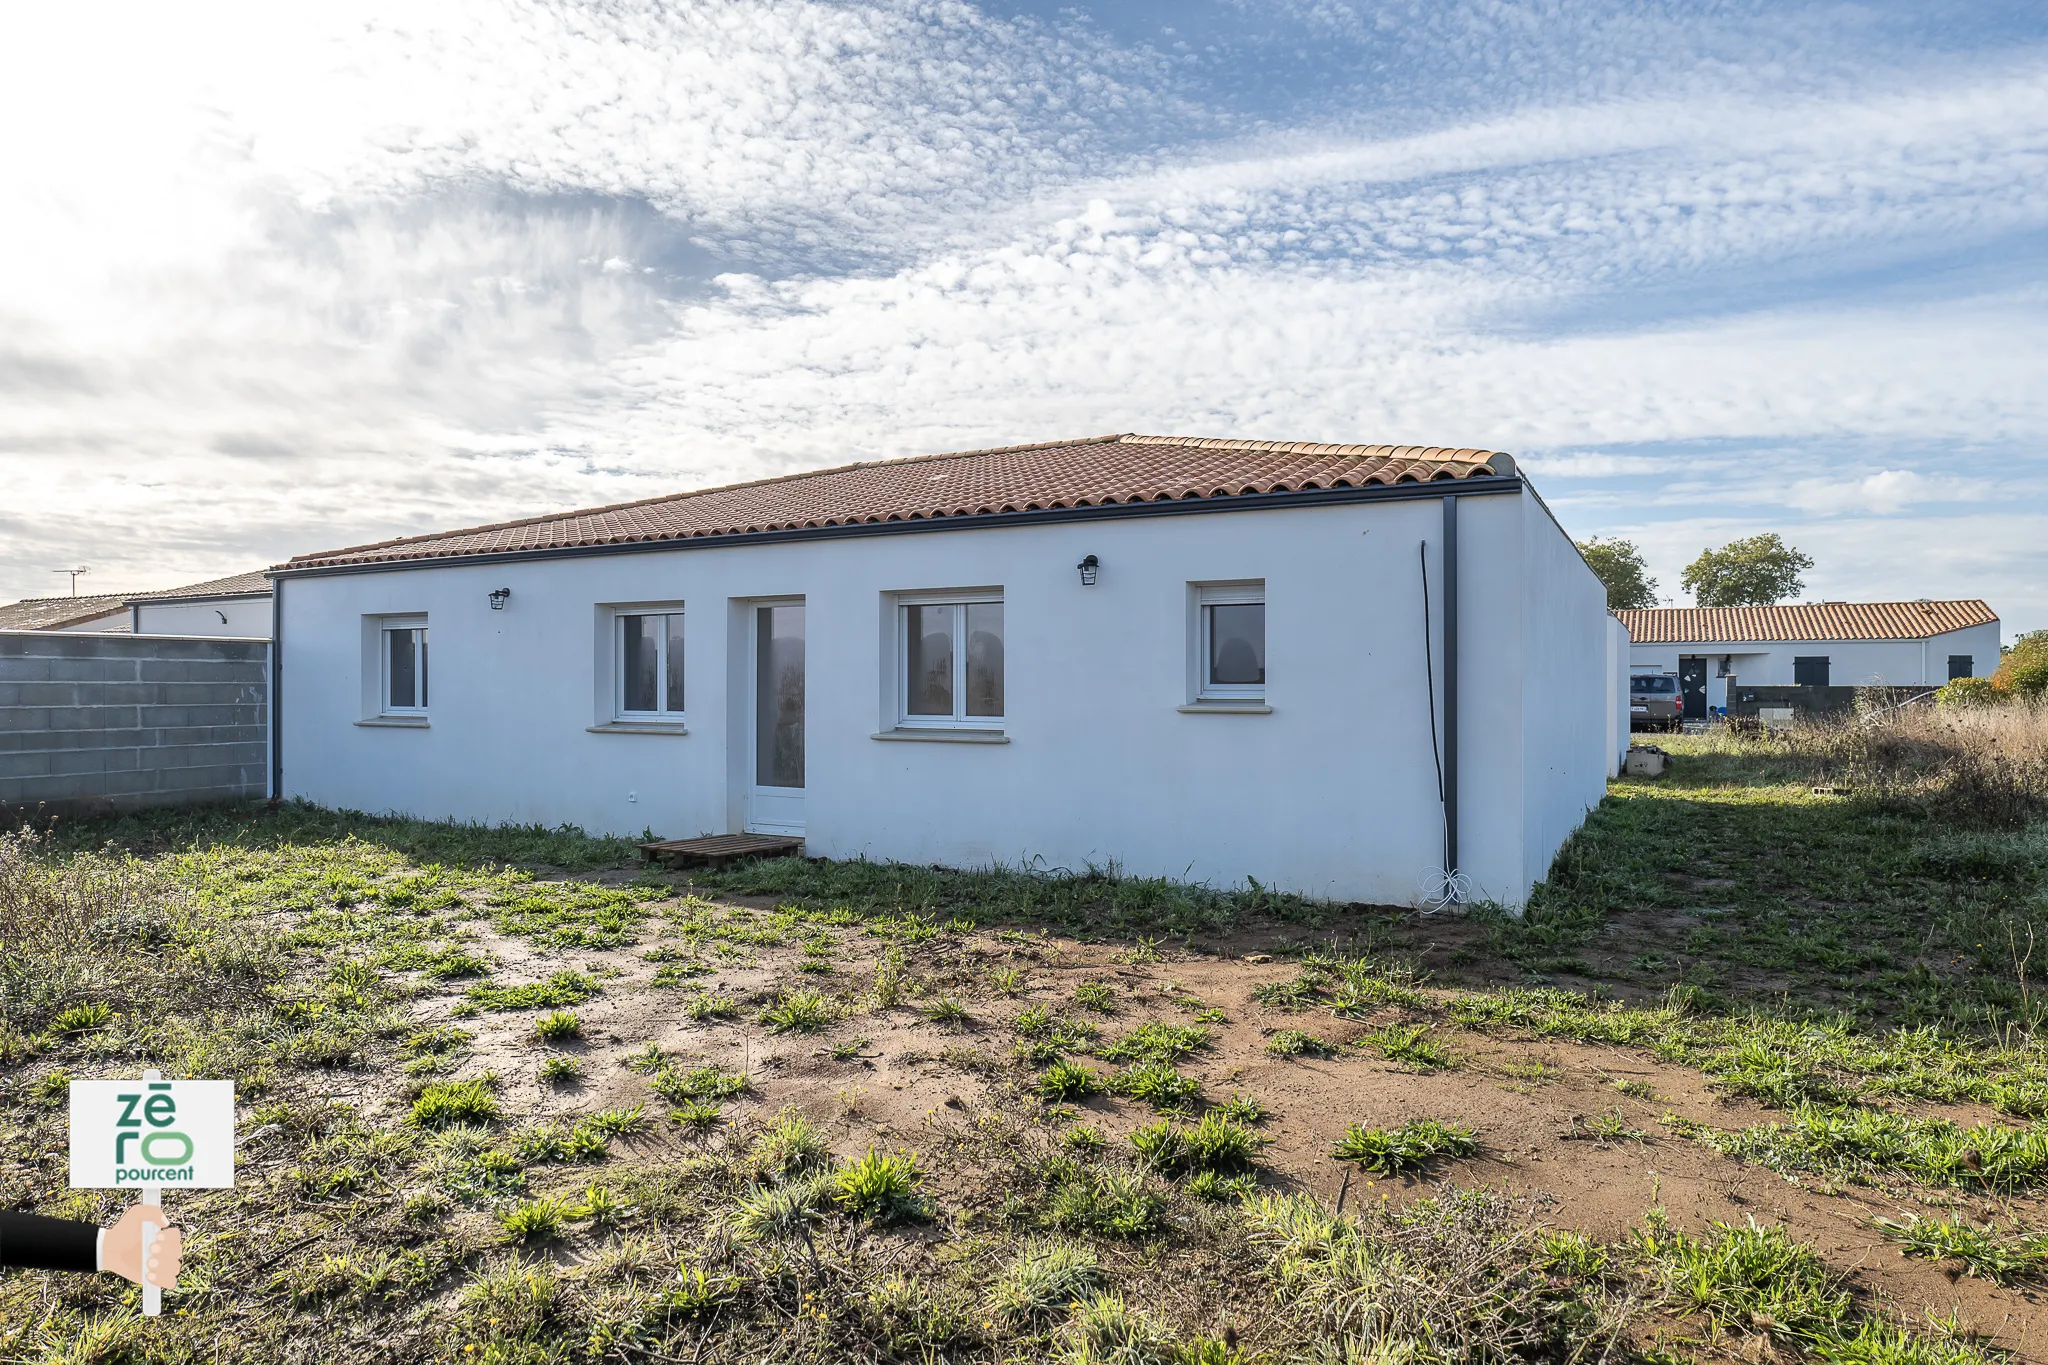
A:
[69,1069,234,1316]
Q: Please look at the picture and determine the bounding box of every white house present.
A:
[269,434,1622,909]
[127,571,274,638]
[1617,601,2000,719]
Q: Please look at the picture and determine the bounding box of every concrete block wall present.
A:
[0,631,269,812]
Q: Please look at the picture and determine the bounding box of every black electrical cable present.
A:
[1420,542,1449,874]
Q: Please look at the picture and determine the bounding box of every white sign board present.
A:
[69,1077,236,1190]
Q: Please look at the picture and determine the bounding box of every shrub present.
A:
[410,1078,500,1128]
[1937,677,2000,709]
[1332,1118,1479,1174]
[833,1148,927,1223]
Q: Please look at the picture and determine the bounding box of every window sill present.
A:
[587,722,690,736]
[356,716,430,728]
[871,728,1010,744]
[1178,702,1272,715]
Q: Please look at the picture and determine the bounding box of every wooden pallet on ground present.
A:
[638,833,805,871]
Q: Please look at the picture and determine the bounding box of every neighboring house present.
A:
[1616,601,2000,720]
[0,571,274,639]
[0,593,135,633]
[270,433,1621,909]
[127,571,274,638]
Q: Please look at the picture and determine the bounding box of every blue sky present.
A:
[2,1,2044,632]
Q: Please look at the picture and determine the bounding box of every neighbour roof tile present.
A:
[1616,601,1998,644]
[0,594,136,631]
[125,570,274,604]
[280,433,1514,571]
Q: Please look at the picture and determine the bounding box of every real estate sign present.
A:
[69,1076,235,1189]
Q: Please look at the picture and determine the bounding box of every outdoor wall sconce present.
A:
[1077,554,1099,586]
[488,588,512,610]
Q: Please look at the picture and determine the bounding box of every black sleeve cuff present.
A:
[0,1210,102,1273]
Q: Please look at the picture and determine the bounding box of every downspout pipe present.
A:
[1441,493,1459,884]
[269,576,282,801]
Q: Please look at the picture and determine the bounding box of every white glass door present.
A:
[747,602,805,834]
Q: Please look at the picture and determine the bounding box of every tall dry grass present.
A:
[1819,700,2048,827]
[0,827,276,1035]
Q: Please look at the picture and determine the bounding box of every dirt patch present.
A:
[406,890,2048,1360]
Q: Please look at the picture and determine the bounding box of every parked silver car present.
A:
[1630,673,1682,730]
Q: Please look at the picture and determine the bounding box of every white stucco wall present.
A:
[133,596,274,639]
[1629,621,2000,687]
[1514,493,1612,897]
[53,609,130,632]
[278,492,1608,909]
[1605,615,1631,775]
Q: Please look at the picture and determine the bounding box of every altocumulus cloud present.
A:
[1,0,2044,628]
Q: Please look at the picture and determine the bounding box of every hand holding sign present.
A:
[100,1204,181,1289]
[70,1069,232,1317]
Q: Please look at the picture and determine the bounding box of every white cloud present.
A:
[1,0,2044,635]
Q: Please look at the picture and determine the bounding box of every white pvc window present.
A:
[616,611,685,719]
[1197,583,1265,701]
[382,620,429,714]
[898,594,1004,728]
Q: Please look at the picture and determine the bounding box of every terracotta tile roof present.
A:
[0,593,137,631]
[1616,600,1998,645]
[126,570,274,604]
[281,433,1515,571]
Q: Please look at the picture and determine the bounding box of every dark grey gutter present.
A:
[269,474,1525,580]
[270,576,283,801]
[1441,493,1460,884]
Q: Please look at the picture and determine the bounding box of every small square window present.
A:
[897,594,1003,728]
[617,610,685,718]
[1195,583,1265,701]
[381,621,429,713]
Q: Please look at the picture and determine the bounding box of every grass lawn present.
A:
[4,719,2046,1363]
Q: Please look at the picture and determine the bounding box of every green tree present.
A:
[1680,533,1813,607]
[1575,537,1658,611]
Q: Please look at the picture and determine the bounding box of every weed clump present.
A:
[1038,1059,1103,1102]
[534,1009,581,1041]
[1877,1214,2048,1284]
[987,1240,1102,1324]
[1109,1061,1202,1111]
[1265,1029,1336,1059]
[1332,1119,1478,1174]
[833,1148,927,1223]
[466,970,600,1012]
[761,987,839,1033]
[410,1078,500,1128]
[649,1063,748,1104]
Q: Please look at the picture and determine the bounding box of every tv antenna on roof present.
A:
[52,566,90,597]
